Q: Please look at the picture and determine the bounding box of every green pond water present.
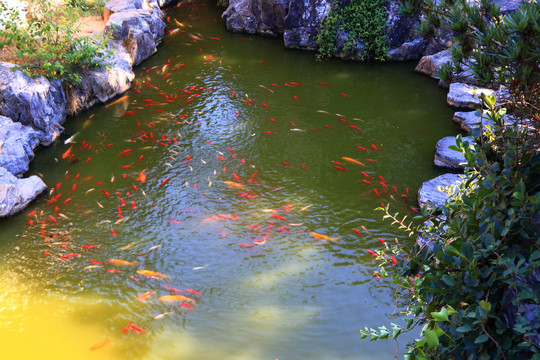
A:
[0,1,459,359]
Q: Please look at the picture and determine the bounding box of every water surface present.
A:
[0,1,458,359]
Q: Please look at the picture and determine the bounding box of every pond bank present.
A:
[0,0,170,216]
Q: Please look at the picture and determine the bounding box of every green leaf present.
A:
[424,329,440,347]
[432,308,449,322]
[475,334,489,344]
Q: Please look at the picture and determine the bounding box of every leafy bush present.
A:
[0,0,111,86]
[316,0,389,62]
[69,0,107,15]
[360,1,539,359]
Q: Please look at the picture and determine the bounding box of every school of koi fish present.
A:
[3,2,445,356]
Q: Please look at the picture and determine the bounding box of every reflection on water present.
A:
[0,1,458,359]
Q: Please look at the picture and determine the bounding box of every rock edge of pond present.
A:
[0,0,174,217]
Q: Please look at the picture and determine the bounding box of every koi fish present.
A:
[203,214,237,222]
[341,157,365,166]
[282,161,291,167]
[180,303,193,311]
[136,291,154,301]
[318,82,331,86]
[160,178,170,186]
[309,232,339,241]
[362,180,372,185]
[378,238,386,245]
[186,289,201,295]
[105,95,129,108]
[371,144,380,151]
[350,125,360,130]
[361,172,373,179]
[61,146,73,159]
[390,256,397,265]
[341,93,350,97]
[137,270,170,279]
[271,214,286,220]
[293,96,299,102]
[357,146,368,152]
[373,189,380,197]
[223,181,246,190]
[154,312,173,320]
[130,325,147,333]
[158,295,195,303]
[60,253,80,259]
[109,259,138,267]
[90,338,111,351]
[164,285,184,293]
[248,170,259,184]
[237,193,255,199]
[301,164,308,169]
[367,250,378,257]
[82,245,100,250]
[117,149,132,157]
[373,272,381,281]
[334,166,347,171]
[353,228,363,236]
[299,204,312,212]
[238,243,254,248]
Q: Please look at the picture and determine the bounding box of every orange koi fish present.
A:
[223,181,245,190]
[136,291,154,301]
[284,203,291,213]
[158,295,195,303]
[82,245,100,250]
[300,204,313,212]
[61,146,73,159]
[341,157,365,166]
[137,269,170,279]
[90,338,111,351]
[109,259,138,267]
[309,232,339,241]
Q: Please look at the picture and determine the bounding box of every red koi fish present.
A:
[248,170,259,184]
[61,146,73,159]
[270,118,277,122]
[293,96,299,102]
[253,235,270,244]
[261,103,269,108]
[350,125,360,130]
[334,166,346,171]
[378,175,386,183]
[353,228,362,236]
[238,243,253,248]
[277,227,291,232]
[160,178,170,186]
[82,245,100,250]
[180,303,193,311]
[246,224,260,229]
[186,289,201,295]
[318,82,331,86]
[164,285,184,293]
[341,93,350,97]
[289,82,302,86]
[361,172,373,179]
[282,161,291,167]
[373,272,381,281]
[339,118,348,123]
[371,144,380,151]
[49,216,58,223]
[265,131,275,135]
[301,163,308,169]
[271,214,286,220]
[28,218,34,227]
[111,229,117,237]
[60,253,80,259]
[236,193,255,199]
[101,189,110,197]
[324,125,333,128]
[378,238,386,245]
[373,189,380,197]
[117,149,132,157]
[390,256,397,265]
[359,145,372,151]
[367,250,378,257]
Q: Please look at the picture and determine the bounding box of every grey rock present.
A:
[0,63,67,146]
[65,43,135,115]
[447,83,495,109]
[0,167,46,217]
[418,173,463,209]
[106,9,166,66]
[385,0,420,49]
[389,39,427,62]
[0,116,40,176]
[103,0,164,22]
[222,0,290,37]
[415,49,452,77]
[453,110,494,132]
[434,136,474,170]
[284,0,331,49]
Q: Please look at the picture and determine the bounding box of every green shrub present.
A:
[316,0,389,62]
[0,0,111,86]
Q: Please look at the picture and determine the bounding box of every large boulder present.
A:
[103,0,163,22]
[414,49,452,77]
[389,39,426,62]
[0,63,66,146]
[0,167,46,217]
[222,0,290,37]
[0,116,40,176]
[106,9,166,66]
[447,83,496,109]
[434,136,473,170]
[453,110,494,132]
[284,0,331,49]
[418,173,463,209]
[65,42,135,116]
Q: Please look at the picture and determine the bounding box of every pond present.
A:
[0,1,458,359]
